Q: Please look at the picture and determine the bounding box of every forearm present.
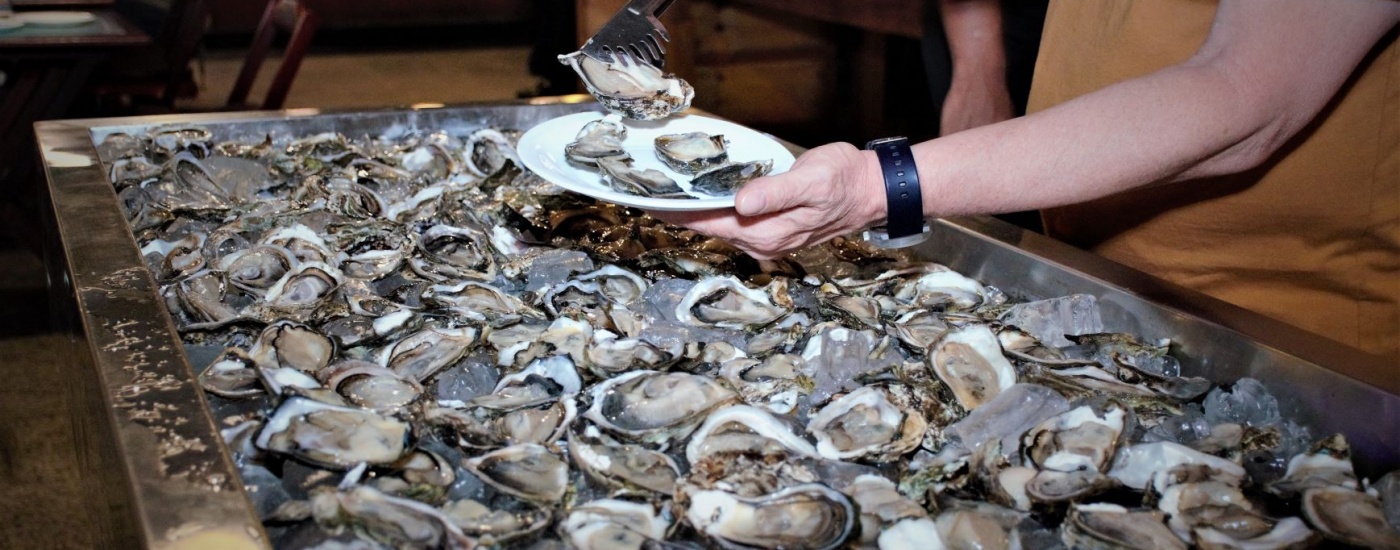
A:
[881,0,1400,219]
[914,63,1254,217]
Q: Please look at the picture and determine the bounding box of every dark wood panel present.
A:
[731,0,923,39]
[209,0,532,33]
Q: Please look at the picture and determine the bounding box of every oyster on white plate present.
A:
[565,115,628,167]
[596,155,690,199]
[655,132,728,175]
[690,160,771,196]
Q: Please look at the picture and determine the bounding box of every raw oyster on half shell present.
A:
[690,160,771,196]
[654,132,728,175]
[559,51,694,120]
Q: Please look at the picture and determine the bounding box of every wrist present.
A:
[855,149,887,228]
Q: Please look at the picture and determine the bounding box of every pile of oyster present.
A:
[102,122,1400,550]
[565,115,772,199]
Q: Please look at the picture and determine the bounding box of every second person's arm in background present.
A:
[938,0,1015,135]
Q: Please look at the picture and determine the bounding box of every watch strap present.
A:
[866,137,924,239]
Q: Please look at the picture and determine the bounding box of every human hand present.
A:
[649,143,886,260]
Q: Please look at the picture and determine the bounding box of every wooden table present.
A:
[0,8,148,246]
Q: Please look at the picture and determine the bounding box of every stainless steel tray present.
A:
[35,97,1400,549]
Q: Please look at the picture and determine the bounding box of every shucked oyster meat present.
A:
[596,156,689,199]
[654,132,728,175]
[565,115,629,167]
[559,51,694,120]
[690,159,771,196]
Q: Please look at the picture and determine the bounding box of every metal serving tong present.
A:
[580,0,677,69]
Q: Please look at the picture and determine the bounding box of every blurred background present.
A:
[168,0,941,143]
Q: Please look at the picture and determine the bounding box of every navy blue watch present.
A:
[861,137,930,248]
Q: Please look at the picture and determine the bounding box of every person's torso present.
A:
[1030,0,1400,359]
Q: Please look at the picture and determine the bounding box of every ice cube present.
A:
[523,249,594,293]
[945,383,1072,455]
[1202,378,1281,428]
[998,294,1104,348]
[433,350,500,402]
[802,325,903,405]
[1144,403,1213,445]
[640,277,697,324]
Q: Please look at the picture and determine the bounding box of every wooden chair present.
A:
[227,0,320,110]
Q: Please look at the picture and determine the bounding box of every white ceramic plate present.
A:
[18,11,96,26]
[0,18,25,32]
[517,111,796,211]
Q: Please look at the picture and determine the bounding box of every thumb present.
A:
[735,174,804,217]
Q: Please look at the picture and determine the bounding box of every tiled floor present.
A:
[0,41,537,549]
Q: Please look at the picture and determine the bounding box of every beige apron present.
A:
[1031,0,1400,360]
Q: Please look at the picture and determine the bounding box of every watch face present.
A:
[864,136,909,150]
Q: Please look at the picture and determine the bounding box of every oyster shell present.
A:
[565,115,628,167]
[474,355,583,411]
[584,330,674,377]
[806,386,926,463]
[654,132,728,175]
[462,443,569,503]
[1157,481,1273,542]
[885,264,990,309]
[424,397,575,449]
[322,360,423,414]
[559,51,694,120]
[1108,442,1246,495]
[685,404,819,465]
[684,483,856,550]
[255,396,411,469]
[568,424,680,496]
[1023,403,1127,473]
[584,370,738,446]
[441,499,551,546]
[219,244,296,295]
[308,485,474,550]
[561,499,670,550]
[927,323,1017,411]
[410,224,497,282]
[422,281,544,326]
[842,474,937,549]
[249,321,335,374]
[1061,503,1186,550]
[596,156,689,198]
[464,128,520,177]
[199,347,262,398]
[676,276,792,330]
[718,354,809,415]
[261,261,344,316]
[439,498,548,543]
[1194,517,1319,550]
[690,160,771,196]
[1267,433,1357,497]
[377,326,478,383]
[1301,486,1400,549]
